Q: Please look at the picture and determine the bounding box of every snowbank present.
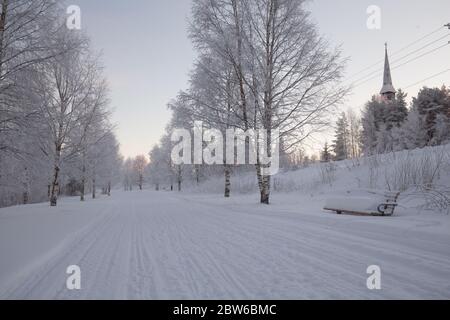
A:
[189,144,450,215]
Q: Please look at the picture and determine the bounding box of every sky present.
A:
[72,0,450,158]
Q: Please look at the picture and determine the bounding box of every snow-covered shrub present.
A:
[183,144,450,215]
[383,146,449,191]
[402,185,450,214]
[319,162,337,186]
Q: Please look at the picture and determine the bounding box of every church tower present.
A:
[380,43,396,102]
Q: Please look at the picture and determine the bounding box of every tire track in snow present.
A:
[3,191,449,299]
[166,193,450,299]
[1,203,117,299]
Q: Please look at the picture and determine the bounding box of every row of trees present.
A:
[147,0,347,204]
[326,85,450,162]
[361,86,450,156]
[330,109,362,161]
[0,0,122,207]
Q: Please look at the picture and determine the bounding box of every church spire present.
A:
[380,43,396,101]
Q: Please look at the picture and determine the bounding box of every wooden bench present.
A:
[324,191,401,216]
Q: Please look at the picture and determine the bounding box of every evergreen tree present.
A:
[398,104,429,149]
[386,89,408,129]
[332,112,350,161]
[412,86,450,145]
[361,96,384,155]
[321,142,332,162]
[347,109,362,158]
[361,90,409,155]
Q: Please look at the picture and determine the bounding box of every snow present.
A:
[189,145,450,215]
[1,190,449,299]
[325,196,385,214]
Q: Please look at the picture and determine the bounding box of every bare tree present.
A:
[189,0,348,204]
[133,155,148,190]
[347,109,362,159]
[0,2,121,208]
[174,51,241,198]
[75,77,111,201]
[32,31,103,206]
[0,0,64,157]
[148,144,165,191]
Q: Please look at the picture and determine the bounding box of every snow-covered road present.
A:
[1,191,449,299]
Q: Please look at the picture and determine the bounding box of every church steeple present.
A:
[380,43,396,101]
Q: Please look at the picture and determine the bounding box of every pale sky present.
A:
[72,0,450,158]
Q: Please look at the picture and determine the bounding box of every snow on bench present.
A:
[324,190,400,216]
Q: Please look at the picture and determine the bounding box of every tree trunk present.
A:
[0,0,8,76]
[260,175,271,205]
[49,145,62,207]
[50,165,60,207]
[258,129,273,205]
[260,128,273,205]
[256,161,271,205]
[92,178,96,199]
[231,0,248,130]
[259,1,276,205]
[195,165,200,185]
[224,164,231,198]
[177,166,182,192]
[22,191,28,205]
[255,163,263,193]
[107,182,111,196]
[80,163,85,201]
[22,166,29,205]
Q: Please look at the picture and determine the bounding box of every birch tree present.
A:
[0,0,76,156]
[190,0,347,204]
[87,130,120,199]
[148,144,165,191]
[347,109,361,158]
[32,30,102,206]
[0,1,122,208]
[176,51,241,197]
[75,77,110,201]
[133,155,148,190]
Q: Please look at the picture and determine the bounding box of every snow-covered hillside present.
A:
[191,144,450,215]
[0,145,449,299]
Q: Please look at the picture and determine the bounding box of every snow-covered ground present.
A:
[191,145,450,201]
[1,189,449,299]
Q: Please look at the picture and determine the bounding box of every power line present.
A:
[391,42,449,70]
[403,68,450,90]
[391,26,446,56]
[349,34,450,86]
[352,68,450,112]
[390,33,450,65]
[351,41,450,89]
[346,25,446,80]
